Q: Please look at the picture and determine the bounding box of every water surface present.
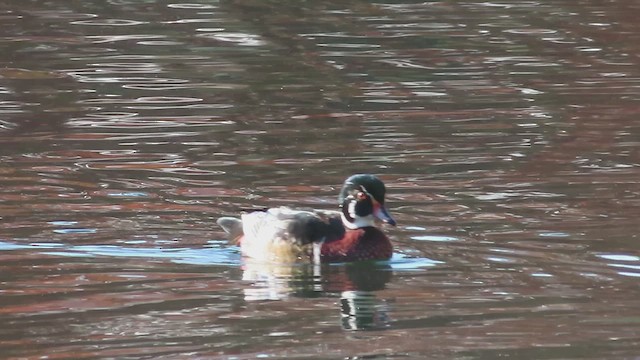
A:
[1,0,639,358]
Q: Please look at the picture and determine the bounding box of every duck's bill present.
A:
[374,205,397,226]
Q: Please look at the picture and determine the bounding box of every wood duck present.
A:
[217,174,396,263]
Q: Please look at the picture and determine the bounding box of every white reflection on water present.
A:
[597,253,640,278]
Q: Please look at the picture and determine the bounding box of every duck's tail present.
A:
[216,217,244,244]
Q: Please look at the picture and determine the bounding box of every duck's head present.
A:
[339,174,396,229]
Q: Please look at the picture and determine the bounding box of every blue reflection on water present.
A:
[411,234,459,242]
[596,253,640,278]
[105,191,150,197]
[53,228,98,234]
[387,253,443,270]
[0,240,240,266]
[0,241,439,270]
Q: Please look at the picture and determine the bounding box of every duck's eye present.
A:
[356,191,367,200]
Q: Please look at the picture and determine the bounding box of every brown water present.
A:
[1,0,639,358]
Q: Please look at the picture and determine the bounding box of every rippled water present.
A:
[1,0,639,358]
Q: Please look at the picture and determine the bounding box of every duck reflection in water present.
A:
[241,259,393,330]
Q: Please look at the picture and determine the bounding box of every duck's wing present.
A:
[285,208,345,245]
[241,207,344,245]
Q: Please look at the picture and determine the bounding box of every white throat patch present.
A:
[341,213,375,229]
